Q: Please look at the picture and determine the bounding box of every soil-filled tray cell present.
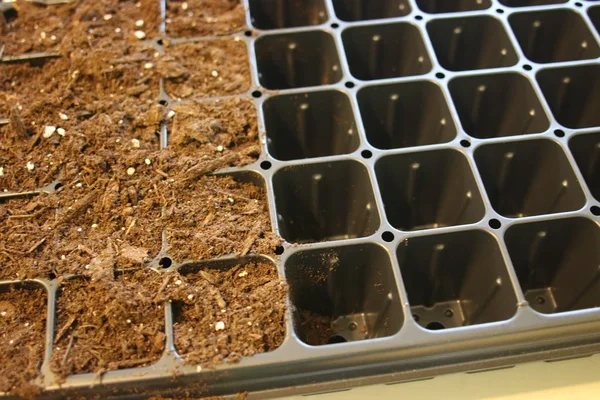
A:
[255,31,342,90]
[332,0,411,21]
[376,150,485,231]
[398,230,517,329]
[505,218,600,314]
[263,90,359,161]
[273,160,380,243]
[167,258,286,366]
[537,64,600,129]
[427,16,518,72]
[166,98,260,165]
[285,243,402,345]
[342,22,431,80]
[569,132,600,201]
[357,81,455,149]
[0,283,47,397]
[509,9,600,64]
[449,73,549,139]
[159,40,251,100]
[475,139,586,218]
[416,0,491,14]
[51,270,165,378]
[249,0,327,30]
[165,0,245,38]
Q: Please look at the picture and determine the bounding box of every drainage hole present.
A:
[415,15,423,20]
[489,219,502,229]
[435,72,445,79]
[157,38,164,46]
[591,206,600,216]
[535,296,545,305]
[159,257,172,268]
[382,231,395,242]
[361,149,372,159]
[523,64,532,71]
[260,160,272,170]
[252,90,262,98]
[345,81,355,88]
[460,140,471,148]
[158,99,168,106]
[444,309,454,318]
[331,23,339,29]
[327,335,347,344]
[348,321,357,331]
[554,129,565,138]
[244,30,252,37]
[426,321,445,330]
[274,245,284,255]
[496,8,504,14]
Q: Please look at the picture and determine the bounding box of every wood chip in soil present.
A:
[165,0,246,38]
[167,262,287,366]
[159,40,251,100]
[164,175,280,263]
[51,269,166,378]
[0,285,47,397]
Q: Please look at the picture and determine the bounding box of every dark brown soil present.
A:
[297,310,334,346]
[51,269,166,378]
[0,285,47,397]
[164,175,280,262]
[1,0,160,55]
[168,262,287,366]
[165,0,246,38]
[159,40,251,100]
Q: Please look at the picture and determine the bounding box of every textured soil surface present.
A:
[0,285,47,397]
[296,310,334,346]
[159,39,251,100]
[165,0,246,38]
[168,262,287,366]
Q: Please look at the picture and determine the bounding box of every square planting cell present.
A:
[537,65,600,129]
[509,9,600,64]
[505,218,600,314]
[357,81,456,149]
[332,0,411,21]
[285,243,402,345]
[449,73,549,139]
[342,22,431,80]
[273,160,380,243]
[475,139,586,218]
[255,31,342,90]
[499,0,568,7]
[249,0,327,30]
[416,0,491,14]
[569,132,600,201]
[427,16,518,71]
[397,230,518,330]
[263,90,359,161]
[376,150,485,231]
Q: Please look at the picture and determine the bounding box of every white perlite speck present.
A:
[131,138,140,148]
[77,228,82,232]
[26,162,35,171]
[144,158,151,165]
[216,145,224,152]
[211,70,219,77]
[127,167,136,176]
[57,128,66,136]
[115,27,121,33]
[187,294,194,300]
[92,224,98,228]
[0,167,4,176]
[59,113,69,120]
[103,14,113,20]
[238,271,248,277]
[43,125,56,138]
[215,321,225,331]
[181,2,188,10]
[135,19,144,27]
[144,62,153,69]
[175,279,182,285]
[134,30,146,40]
[166,110,176,120]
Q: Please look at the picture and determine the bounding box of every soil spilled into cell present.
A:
[165,0,246,38]
[296,310,335,346]
[167,261,287,366]
[158,40,251,100]
[0,284,47,397]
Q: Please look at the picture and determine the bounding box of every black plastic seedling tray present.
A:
[2,0,600,398]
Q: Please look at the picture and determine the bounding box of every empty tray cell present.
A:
[449,73,549,139]
[332,0,411,21]
[0,282,47,395]
[416,0,491,14]
[249,0,327,29]
[376,150,485,231]
[342,22,432,80]
[537,65,600,129]
[273,160,380,243]
[255,31,342,90]
[357,81,456,149]
[286,243,402,345]
[509,9,600,64]
[427,16,518,71]
[589,6,600,36]
[264,90,359,161]
[475,139,586,218]
[569,132,600,201]
[505,218,600,314]
[398,230,517,329]
[499,0,568,7]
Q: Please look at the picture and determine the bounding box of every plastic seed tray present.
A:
[2,0,600,398]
